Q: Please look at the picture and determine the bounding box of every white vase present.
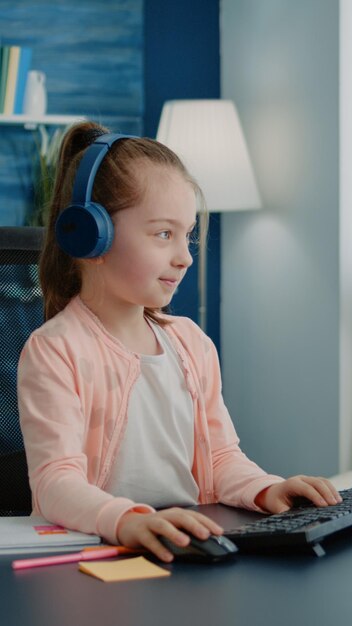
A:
[23,71,47,116]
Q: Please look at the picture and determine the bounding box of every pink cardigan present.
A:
[18,296,283,544]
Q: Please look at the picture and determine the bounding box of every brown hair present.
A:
[40,121,206,323]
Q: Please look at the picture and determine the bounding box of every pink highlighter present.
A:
[12,546,136,570]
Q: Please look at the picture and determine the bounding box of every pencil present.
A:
[12,545,138,570]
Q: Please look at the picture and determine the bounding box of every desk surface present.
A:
[2,504,352,626]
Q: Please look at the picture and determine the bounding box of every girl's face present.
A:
[85,163,197,312]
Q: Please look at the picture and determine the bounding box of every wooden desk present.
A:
[1,504,352,626]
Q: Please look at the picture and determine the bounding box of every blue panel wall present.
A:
[144,0,221,349]
[0,0,143,225]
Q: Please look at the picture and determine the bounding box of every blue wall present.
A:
[144,0,221,349]
[0,0,143,226]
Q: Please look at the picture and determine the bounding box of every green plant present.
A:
[27,125,65,227]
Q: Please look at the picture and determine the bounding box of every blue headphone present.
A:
[55,133,134,258]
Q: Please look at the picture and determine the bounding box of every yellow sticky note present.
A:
[79,556,171,582]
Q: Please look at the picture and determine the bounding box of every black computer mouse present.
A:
[158,533,238,563]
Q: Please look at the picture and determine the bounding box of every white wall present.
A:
[340,0,352,472]
[220,0,340,477]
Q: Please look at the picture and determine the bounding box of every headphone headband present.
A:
[55,132,136,258]
[72,133,133,205]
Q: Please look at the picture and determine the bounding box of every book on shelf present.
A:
[3,45,20,115]
[0,45,10,113]
[0,47,2,98]
[14,47,32,114]
[0,44,32,115]
[0,516,102,555]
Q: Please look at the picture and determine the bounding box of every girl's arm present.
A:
[200,336,283,510]
[17,334,153,544]
[202,335,339,512]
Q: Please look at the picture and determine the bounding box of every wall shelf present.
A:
[0,114,85,130]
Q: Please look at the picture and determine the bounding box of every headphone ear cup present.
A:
[55,202,114,258]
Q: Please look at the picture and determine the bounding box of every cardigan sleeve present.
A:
[201,333,284,512]
[17,333,154,544]
[165,316,284,512]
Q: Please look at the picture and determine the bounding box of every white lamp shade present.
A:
[156,99,261,212]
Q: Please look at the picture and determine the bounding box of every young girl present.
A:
[18,121,340,563]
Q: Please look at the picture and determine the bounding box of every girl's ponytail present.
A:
[39,122,109,320]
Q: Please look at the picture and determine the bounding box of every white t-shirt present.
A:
[105,322,200,508]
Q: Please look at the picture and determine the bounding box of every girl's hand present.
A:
[255,475,342,514]
[117,507,224,563]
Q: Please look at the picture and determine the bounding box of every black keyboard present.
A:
[225,488,352,556]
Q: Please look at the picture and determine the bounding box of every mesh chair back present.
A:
[0,227,45,515]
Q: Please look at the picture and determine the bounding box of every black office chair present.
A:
[0,226,45,515]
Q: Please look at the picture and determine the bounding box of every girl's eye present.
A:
[157,231,171,240]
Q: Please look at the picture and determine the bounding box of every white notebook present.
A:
[0,516,101,555]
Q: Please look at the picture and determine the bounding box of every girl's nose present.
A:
[173,241,193,268]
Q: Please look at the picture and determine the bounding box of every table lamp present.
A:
[156,99,261,331]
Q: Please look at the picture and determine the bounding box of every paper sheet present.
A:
[79,556,171,582]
